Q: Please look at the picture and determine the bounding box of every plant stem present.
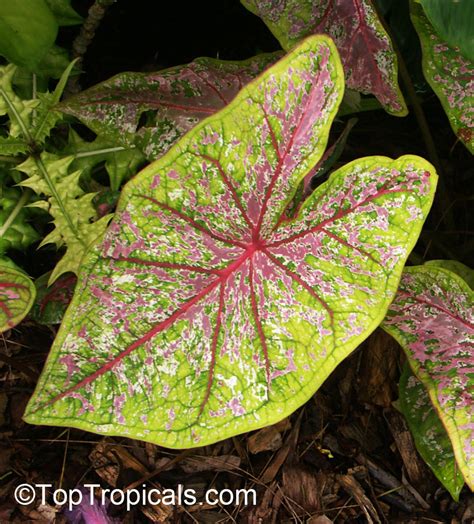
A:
[66,0,116,95]
[75,145,129,158]
[0,189,32,239]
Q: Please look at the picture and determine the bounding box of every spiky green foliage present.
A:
[17,153,111,283]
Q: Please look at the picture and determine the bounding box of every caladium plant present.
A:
[24,36,437,449]
[0,259,35,332]
[58,52,281,161]
[398,363,465,500]
[383,264,474,490]
[30,271,76,325]
[410,1,474,153]
[240,0,407,116]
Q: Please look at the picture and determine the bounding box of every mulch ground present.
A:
[1,1,473,522]
[1,326,473,522]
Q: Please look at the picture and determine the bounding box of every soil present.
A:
[1,1,473,522]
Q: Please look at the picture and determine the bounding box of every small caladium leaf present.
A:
[398,363,465,500]
[24,36,436,448]
[383,265,474,490]
[30,271,76,325]
[240,0,407,116]
[58,52,282,160]
[410,1,474,153]
[0,258,35,332]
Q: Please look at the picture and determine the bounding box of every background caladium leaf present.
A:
[398,362,465,500]
[30,272,76,325]
[417,0,474,63]
[58,52,282,161]
[0,258,35,332]
[24,36,436,449]
[240,0,407,116]
[410,1,474,153]
[425,260,474,289]
[383,265,474,490]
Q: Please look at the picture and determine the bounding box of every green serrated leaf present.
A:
[17,153,112,282]
[383,265,474,490]
[0,258,35,332]
[0,64,40,138]
[0,185,38,253]
[24,36,437,449]
[0,136,28,156]
[410,1,474,153]
[399,363,465,500]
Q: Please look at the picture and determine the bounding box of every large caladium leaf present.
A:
[383,265,474,490]
[24,36,436,448]
[399,363,465,500]
[410,1,474,153]
[0,259,35,332]
[240,0,407,116]
[58,53,281,160]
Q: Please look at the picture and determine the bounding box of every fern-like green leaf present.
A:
[17,153,111,283]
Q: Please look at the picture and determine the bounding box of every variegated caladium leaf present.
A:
[425,260,474,290]
[399,363,465,500]
[24,36,437,449]
[410,1,474,153]
[58,52,282,160]
[383,265,474,490]
[240,0,407,116]
[30,272,76,325]
[0,259,35,332]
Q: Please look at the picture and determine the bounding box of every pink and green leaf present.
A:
[0,259,36,332]
[399,363,464,500]
[24,36,436,449]
[410,1,474,153]
[383,265,474,490]
[58,52,281,160]
[240,0,407,116]
[30,271,76,325]
[425,260,474,290]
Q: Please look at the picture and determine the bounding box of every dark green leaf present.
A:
[0,0,58,71]
[44,0,82,26]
